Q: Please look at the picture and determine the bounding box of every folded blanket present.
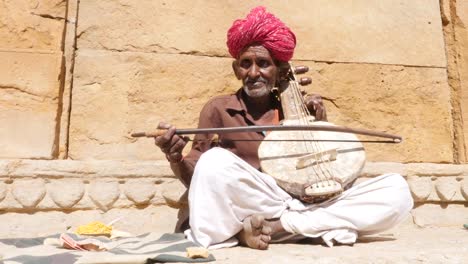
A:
[0,232,215,264]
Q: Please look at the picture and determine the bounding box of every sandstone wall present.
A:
[1,0,468,234]
[68,0,456,163]
[0,0,66,159]
[1,0,465,163]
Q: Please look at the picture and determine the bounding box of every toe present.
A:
[256,239,269,250]
[262,225,272,235]
[261,234,271,244]
[251,215,265,229]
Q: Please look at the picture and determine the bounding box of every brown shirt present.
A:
[184,88,281,170]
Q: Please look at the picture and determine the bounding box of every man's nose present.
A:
[248,63,260,78]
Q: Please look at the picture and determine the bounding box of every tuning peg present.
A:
[294,66,309,74]
[299,77,312,86]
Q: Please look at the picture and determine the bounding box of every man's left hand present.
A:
[304,94,327,121]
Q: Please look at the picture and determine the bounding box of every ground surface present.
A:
[1,209,466,263]
[210,226,467,264]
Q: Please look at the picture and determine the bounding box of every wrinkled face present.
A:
[233,45,279,98]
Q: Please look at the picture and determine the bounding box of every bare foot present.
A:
[237,215,275,250]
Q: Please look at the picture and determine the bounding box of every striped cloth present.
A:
[0,233,215,264]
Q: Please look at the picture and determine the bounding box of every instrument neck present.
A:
[279,80,311,121]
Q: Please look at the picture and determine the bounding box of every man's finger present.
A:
[157,121,171,129]
[155,126,177,150]
[169,137,188,154]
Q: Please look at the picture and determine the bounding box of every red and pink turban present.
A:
[227,6,296,62]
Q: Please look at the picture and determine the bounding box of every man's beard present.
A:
[242,76,274,98]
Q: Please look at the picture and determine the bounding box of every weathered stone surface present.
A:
[412,204,468,227]
[0,206,178,238]
[69,50,238,160]
[35,191,59,210]
[11,179,46,208]
[461,177,468,201]
[1,159,172,178]
[0,51,62,159]
[48,179,85,208]
[0,0,66,51]
[72,191,95,209]
[69,52,453,162]
[77,0,445,67]
[0,182,6,202]
[455,0,468,161]
[58,0,79,159]
[360,162,405,177]
[302,63,453,163]
[407,176,432,202]
[0,208,467,264]
[434,177,458,201]
[406,163,466,177]
[123,179,156,205]
[161,179,187,209]
[88,180,120,211]
[440,0,468,163]
[1,160,467,212]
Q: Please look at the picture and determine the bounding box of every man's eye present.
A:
[258,60,270,68]
[240,60,251,69]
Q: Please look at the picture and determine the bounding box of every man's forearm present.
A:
[170,159,195,188]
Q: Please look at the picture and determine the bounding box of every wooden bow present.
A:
[131,124,402,143]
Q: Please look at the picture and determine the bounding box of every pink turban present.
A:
[227,6,296,62]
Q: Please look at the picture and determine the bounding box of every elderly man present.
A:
[155,6,413,250]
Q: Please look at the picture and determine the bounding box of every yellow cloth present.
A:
[75,221,112,236]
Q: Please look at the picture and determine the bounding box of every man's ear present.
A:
[232,60,241,80]
[277,61,289,80]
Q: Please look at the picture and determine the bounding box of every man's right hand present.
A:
[154,122,188,163]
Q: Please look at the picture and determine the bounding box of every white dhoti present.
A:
[185,147,413,248]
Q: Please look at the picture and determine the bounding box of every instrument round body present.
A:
[258,120,366,202]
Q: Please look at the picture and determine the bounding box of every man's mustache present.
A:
[244,76,268,84]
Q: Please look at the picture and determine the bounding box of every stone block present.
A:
[0,206,178,238]
[406,163,466,177]
[73,191,95,209]
[69,50,238,159]
[412,204,468,227]
[302,62,453,163]
[455,0,468,160]
[123,179,156,205]
[69,52,453,163]
[434,177,459,201]
[0,188,22,209]
[0,51,62,159]
[48,179,85,208]
[35,191,60,210]
[88,180,120,211]
[407,176,432,202]
[361,162,405,177]
[0,0,66,51]
[77,0,445,67]
[11,179,46,208]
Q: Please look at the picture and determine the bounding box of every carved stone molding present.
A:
[0,160,467,212]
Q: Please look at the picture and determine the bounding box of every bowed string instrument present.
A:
[132,64,402,203]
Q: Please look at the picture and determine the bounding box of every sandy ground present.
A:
[210,226,467,264]
[1,208,466,263]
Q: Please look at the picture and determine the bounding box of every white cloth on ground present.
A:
[184,147,413,249]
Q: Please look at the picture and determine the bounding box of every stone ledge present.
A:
[0,159,179,212]
[0,160,467,213]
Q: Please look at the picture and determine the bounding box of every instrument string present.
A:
[290,79,332,186]
[290,68,335,188]
[288,80,321,183]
